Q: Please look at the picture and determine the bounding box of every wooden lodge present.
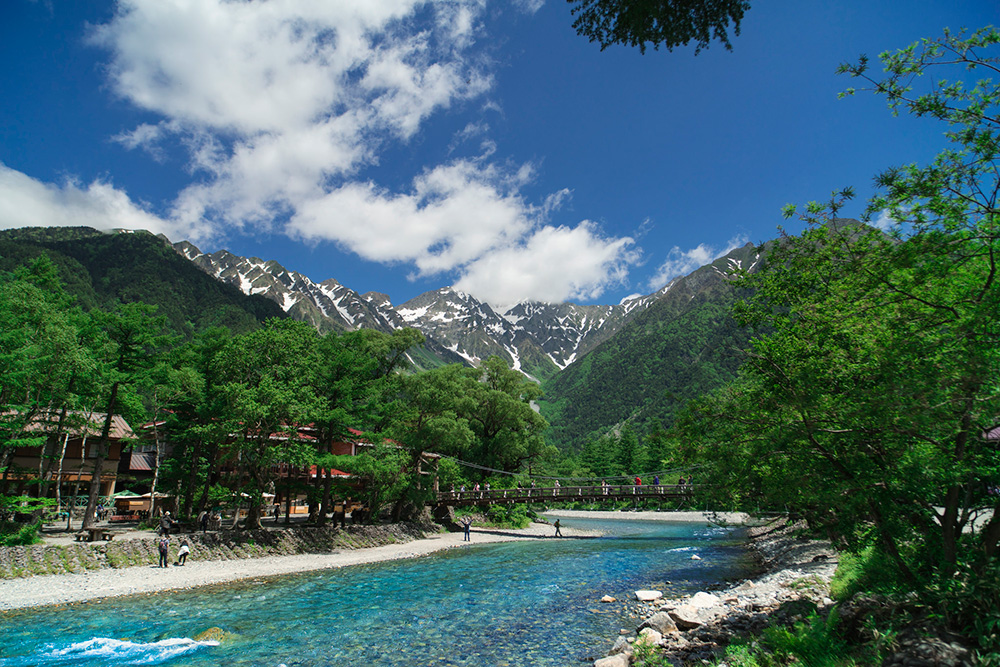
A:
[0,410,135,498]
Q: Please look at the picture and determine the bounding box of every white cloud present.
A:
[513,0,546,13]
[454,221,639,307]
[872,209,899,232]
[87,0,495,241]
[289,159,535,273]
[0,162,174,236]
[648,235,748,290]
[2,0,640,307]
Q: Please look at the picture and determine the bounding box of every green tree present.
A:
[0,258,96,520]
[568,0,749,54]
[82,302,172,529]
[465,357,549,475]
[678,27,1000,587]
[211,319,321,529]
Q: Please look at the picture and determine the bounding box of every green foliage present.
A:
[568,0,750,55]
[830,545,906,602]
[922,555,1000,661]
[676,27,1000,595]
[761,613,860,667]
[0,521,43,546]
[540,245,756,451]
[0,227,283,336]
[484,503,531,529]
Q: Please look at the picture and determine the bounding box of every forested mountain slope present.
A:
[0,227,285,334]
[538,243,761,450]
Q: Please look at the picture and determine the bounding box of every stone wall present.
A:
[0,523,432,579]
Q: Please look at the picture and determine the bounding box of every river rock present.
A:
[594,654,630,667]
[637,628,663,646]
[194,627,234,643]
[690,554,701,560]
[638,611,678,635]
[608,636,632,656]
[635,590,662,602]
[601,595,616,603]
[668,604,705,630]
[690,592,720,608]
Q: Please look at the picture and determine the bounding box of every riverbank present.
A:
[594,518,839,666]
[0,510,743,613]
[0,520,594,612]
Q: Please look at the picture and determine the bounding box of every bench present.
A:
[74,528,118,542]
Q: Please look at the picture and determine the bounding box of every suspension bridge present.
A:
[436,483,693,506]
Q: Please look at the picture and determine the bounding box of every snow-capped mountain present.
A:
[172,239,733,378]
[175,241,403,334]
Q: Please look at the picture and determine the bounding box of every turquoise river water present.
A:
[0,516,755,667]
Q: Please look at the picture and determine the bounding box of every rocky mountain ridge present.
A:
[174,239,668,378]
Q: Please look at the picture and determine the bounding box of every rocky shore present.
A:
[595,519,839,666]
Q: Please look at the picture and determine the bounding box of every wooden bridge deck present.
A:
[436,484,692,506]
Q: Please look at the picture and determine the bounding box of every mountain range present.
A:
[175,240,667,381]
[0,226,763,450]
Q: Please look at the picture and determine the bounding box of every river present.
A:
[0,516,755,666]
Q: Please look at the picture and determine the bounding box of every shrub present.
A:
[0,521,42,546]
[484,504,531,529]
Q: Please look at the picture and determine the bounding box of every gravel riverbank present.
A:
[0,520,592,612]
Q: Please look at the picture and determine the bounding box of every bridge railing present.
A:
[437,484,692,504]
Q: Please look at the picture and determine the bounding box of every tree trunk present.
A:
[183,439,203,516]
[53,432,70,512]
[66,477,81,532]
[39,405,70,497]
[82,382,119,530]
[318,468,333,526]
[148,420,163,519]
[195,443,218,514]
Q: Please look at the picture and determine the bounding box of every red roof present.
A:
[308,465,351,478]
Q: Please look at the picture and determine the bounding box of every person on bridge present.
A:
[553,479,560,497]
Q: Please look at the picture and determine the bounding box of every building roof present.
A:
[128,452,156,471]
[16,410,135,440]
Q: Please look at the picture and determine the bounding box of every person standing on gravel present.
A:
[553,519,562,537]
[158,535,169,568]
[462,515,472,541]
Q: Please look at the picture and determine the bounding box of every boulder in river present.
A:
[634,590,663,602]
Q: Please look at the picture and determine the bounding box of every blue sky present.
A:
[1,1,996,309]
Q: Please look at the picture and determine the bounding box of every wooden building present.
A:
[1,410,135,498]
